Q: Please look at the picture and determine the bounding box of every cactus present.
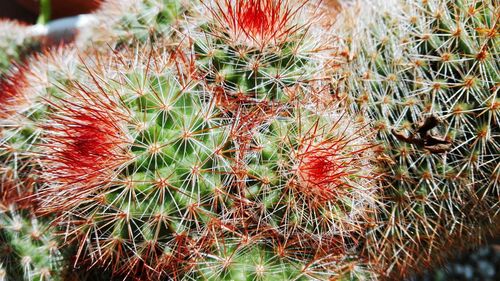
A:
[37,45,237,278]
[189,238,308,280]
[190,237,376,280]
[334,0,499,277]
[3,0,498,280]
[190,0,325,105]
[36,29,378,279]
[239,102,377,262]
[0,204,62,281]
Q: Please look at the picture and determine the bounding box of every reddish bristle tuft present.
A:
[295,121,375,203]
[41,86,131,204]
[0,67,29,119]
[297,141,351,201]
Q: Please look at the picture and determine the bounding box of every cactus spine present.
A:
[0,204,62,281]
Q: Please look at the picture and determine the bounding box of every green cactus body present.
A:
[0,204,62,281]
[337,0,499,277]
[77,0,185,48]
[191,240,307,281]
[0,48,81,198]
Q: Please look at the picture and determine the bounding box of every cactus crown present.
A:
[209,0,304,48]
[193,0,322,105]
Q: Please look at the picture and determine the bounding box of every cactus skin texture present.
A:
[191,0,323,105]
[336,0,499,278]
[0,204,62,281]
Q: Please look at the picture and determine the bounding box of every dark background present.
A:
[0,1,38,23]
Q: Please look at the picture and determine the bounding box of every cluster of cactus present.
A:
[37,45,376,279]
[0,0,498,280]
[334,0,499,277]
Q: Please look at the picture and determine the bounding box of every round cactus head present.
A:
[192,0,325,104]
[240,104,378,262]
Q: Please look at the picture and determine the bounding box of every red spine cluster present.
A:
[213,0,302,46]
[295,124,374,203]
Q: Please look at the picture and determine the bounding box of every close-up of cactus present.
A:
[0,0,498,280]
[0,47,82,204]
[188,238,310,280]
[76,0,187,49]
[35,35,377,279]
[39,45,236,279]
